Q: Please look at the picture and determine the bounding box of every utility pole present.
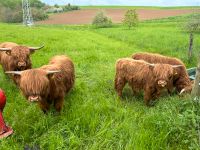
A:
[22,0,34,26]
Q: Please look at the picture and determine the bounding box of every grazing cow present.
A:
[115,58,182,106]
[6,55,75,113]
[132,52,192,94]
[0,42,44,72]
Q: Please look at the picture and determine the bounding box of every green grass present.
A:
[93,22,200,67]
[0,15,200,149]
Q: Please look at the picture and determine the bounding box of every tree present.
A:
[54,4,59,8]
[123,9,139,29]
[185,14,200,62]
[92,11,112,28]
[30,0,46,8]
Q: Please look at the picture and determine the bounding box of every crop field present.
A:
[80,6,200,9]
[37,8,199,25]
[0,14,200,149]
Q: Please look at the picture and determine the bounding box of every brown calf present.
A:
[115,58,182,105]
[6,55,75,113]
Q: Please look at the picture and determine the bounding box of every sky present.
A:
[41,0,200,6]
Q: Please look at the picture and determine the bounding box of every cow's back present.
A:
[41,55,75,94]
[116,58,152,89]
[132,52,184,66]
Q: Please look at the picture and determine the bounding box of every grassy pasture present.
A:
[0,15,200,149]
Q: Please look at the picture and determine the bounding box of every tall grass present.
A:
[93,21,200,67]
[0,17,199,149]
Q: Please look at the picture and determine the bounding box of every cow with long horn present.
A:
[115,58,182,106]
[6,55,75,113]
[0,42,44,82]
[132,52,192,95]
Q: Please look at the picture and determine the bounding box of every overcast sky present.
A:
[41,0,200,6]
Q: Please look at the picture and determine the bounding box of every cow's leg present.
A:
[167,89,173,96]
[38,101,50,114]
[54,97,64,113]
[154,88,160,99]
[115,76,126,97]
[144,87,153,106]
[131,86,138,95]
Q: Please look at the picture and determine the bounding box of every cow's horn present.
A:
[0,48,11,51]
[29,44,44,50]
[179,88,186,95]
[149,64,155,67]
[147,63,155,67]
[172,65,183,68]
[46,70,60,75]
[5,71,22,75]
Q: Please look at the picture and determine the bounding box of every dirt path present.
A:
[37,9,197,25]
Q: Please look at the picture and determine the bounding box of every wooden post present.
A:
[188,33,194,62]
[192,58,200,97]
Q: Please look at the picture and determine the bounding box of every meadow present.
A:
[0,14,200,149]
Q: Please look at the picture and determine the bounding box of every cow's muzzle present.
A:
[18,62,26,67]
[28,96,40,102]
[158,80,167,88]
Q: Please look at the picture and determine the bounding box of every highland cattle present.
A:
[132,52,192,94]
[115,58,182,105]
[6,55,75,113]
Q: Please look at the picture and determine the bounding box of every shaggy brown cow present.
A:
[0,42,44,72]
[6,55,75,113]
[115,58,182,105]
[132,52,192,94]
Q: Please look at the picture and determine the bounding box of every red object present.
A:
[0,89,13,139]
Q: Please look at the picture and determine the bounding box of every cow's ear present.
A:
[5,71,22,84]
[47,73,54,79]
[149,64,154,70]
[13,74,21,84]
[6,50,11,55]
[30,50,35,54]
[46,71,60,79]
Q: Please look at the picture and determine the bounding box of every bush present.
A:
[123,9,139,29]
[63,4,80,12]
[0,4,22,23]
[92,11,112,28]
[30,0,46,8]
[32,8,48,21]
[168,98,200,149]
